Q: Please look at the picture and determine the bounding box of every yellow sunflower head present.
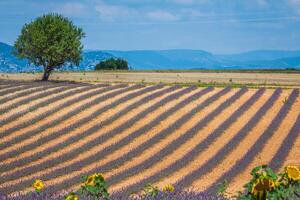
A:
[84,173,104,186]
[251,177,275,199]
[84,175,95,186]
[162,183,175,193]
[285,165,300,181]
[92,173,104,179]
[33,179,44,191]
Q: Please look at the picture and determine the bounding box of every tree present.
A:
[95,58,129,70]
[14,14,85,81]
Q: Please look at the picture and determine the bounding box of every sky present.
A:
[0,0,300,53]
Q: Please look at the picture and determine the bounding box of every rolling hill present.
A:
[1,42,300,72]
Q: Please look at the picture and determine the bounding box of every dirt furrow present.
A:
[0,85,145,162]
[204,89,298,194]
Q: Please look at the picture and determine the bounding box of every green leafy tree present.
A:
[95,58,129,70]
[14,13,85,81]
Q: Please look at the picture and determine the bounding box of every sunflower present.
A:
[162,183,175,193]
[92,173,104,179]
[84,173,104,186]
[33,179,44,191]
[85,175,95,186]
[251,178,275,200]
[285,165,300,181]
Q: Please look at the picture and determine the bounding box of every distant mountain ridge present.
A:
[0,42,300,72]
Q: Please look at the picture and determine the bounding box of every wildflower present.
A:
[33,179,44,193]
[251,178,275,199]
[162,183,175,193]
[285,165,300,181]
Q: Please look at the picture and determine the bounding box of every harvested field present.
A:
[0,80,299,197]
[1,71,300,87]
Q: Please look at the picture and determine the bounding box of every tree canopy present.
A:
[95,58,129,70]
[14,13,85,81]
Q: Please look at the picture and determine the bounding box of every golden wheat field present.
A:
[0,80,299,196]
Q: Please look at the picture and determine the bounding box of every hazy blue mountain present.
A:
[0,42,114,72]
[217,50,300,62]
[0,42,300,72]
[107,50,222,69]
[0,42,38,72]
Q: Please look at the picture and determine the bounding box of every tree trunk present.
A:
[42,68,51,81]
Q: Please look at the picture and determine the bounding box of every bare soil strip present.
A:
[0,84,120,140]
[0,84,72,120]
[108,89,260,192]
[1,81,299,195]
[0,84,60,107]
[204,89,298,194]
[0,84,41,97]
[103,89,247,194]
[269,113,300,171]
[282,125,300,167]
[0,85,172,176]
[0,84,88,129]
[39,88,234,194]
[154,89,274,191]
[224,93,300,193]
[0,85,144,164]
[0,85,131,159]
[189,90,285,193]
[0,85,58,105]
[0,86,197,192]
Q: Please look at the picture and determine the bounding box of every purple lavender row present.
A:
[104,88,246,195]
[0,85,109,147]
[0,84,46,98]
[0,84,144,165]
[16,86,197,183]
[0,85,191,193]
[0,84,27,92]
[119,88,265,194]
[0,83,75,117]
[0,84,116,138]
[204,89,298,194]
[0,83,81,106]
[0,84,173,171]
[0,84,163,181]
[0,190,226,200]
[269,108,300,171]
[0,83,106,107]
[42,87,232,194]
[0,84,93,128]
[0,84,128,154]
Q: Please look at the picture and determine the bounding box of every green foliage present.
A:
[217,180,229,197]
[95,58,129,70]
[78,173,110,200]
[142,183,160,197]
[238,165,300,200]
[14,13,85,81]
[64,192,79,200]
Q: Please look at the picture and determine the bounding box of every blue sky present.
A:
[0,0,300,53]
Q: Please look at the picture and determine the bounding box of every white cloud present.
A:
[180,8,203,18]
[95,1,136,22]
[169,0,208,5]
[55,2,85,16]
[289,0,300,14]
[147,10,179,21]
[256,0,268,7]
